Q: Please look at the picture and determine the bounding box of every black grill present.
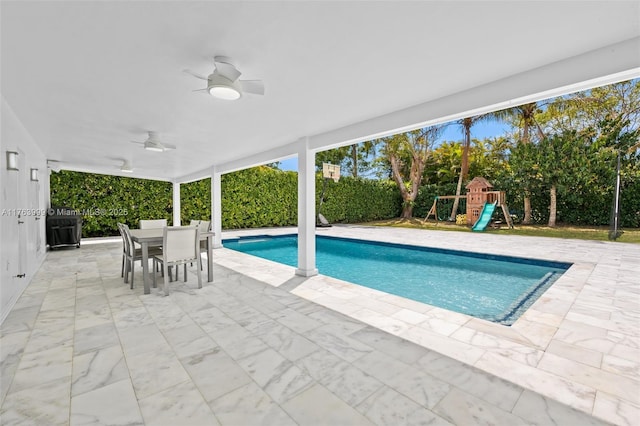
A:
[46,206,82,249]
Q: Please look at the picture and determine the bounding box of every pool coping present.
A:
[215,225,640,425]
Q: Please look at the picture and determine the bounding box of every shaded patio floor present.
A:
[1,225,637,425]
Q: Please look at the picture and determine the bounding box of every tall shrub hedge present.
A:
[49,171,173,237]
[51,167,402,237]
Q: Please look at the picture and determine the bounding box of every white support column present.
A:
[172,182,181,226]
[211,166,223,248]
[295,137,318,277]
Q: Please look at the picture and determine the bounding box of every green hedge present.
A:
[52,167,402,237]
[50,171,173,237]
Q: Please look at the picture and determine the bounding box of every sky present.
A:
[278,120,512,172]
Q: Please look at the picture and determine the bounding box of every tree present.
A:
[381,126,444,218]
[491,102,545,224]
[449,115,486,220]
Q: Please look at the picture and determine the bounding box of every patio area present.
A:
[0,225,637,425]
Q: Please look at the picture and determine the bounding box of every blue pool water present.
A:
[223,235,570,325]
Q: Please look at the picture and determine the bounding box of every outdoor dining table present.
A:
[129,228,214,294]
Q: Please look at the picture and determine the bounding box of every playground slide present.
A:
[472,201,498,232]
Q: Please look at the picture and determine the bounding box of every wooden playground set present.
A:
[424,177,514,231]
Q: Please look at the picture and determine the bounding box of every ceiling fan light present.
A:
[144,142,165,152]
[209,85,241,100]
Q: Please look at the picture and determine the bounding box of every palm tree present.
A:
[490,102,545,224]
[449,115,486,221]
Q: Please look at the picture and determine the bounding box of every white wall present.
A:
[1,96,48,323]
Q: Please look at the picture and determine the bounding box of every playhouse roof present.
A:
[466,176,494,189]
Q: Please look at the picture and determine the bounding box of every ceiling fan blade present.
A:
[192,88,209,93]
[214,61,241,82]
[183,69,208,80]
[162,144,177,151]
[240,80,265,95]
[130,141,144,145]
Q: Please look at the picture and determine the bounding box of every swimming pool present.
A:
[223,234,571,325]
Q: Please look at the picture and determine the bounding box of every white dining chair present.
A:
[119,223,162,289]
[152,226,202,296]
[139,219,167,229]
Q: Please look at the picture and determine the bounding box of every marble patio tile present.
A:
[237,347,314,404]
[433,387,527,426]
[509,317,558,349]
[9,345,73,393]
[313,294,364,315]
[254,321,319,361]
[537,352,639,404]
[553,319,615,353]
[593,390,640,426]
[138,380,219,426]
[280,296,325,315]
[530,294,574,317]
[154,305,198,330]
[349,325,429,365]
[304,324,374,363]
[209,381,296,426]
[269,307,323,334]
[74,295,113,330]
[355,350,413,384]
[0,376,71,426]
[400,326,486,366]
[474,351,596,413]
[117,323,170,357]
[566,311,639,336]
[307,307,369,335]
[351,296,404,316]
[512,389,610,426]
[112,306,155,330]
[357,385,452,426]
[207,323,271,360]
[518,307,565,328]
[350,308,413,335]
[0,332,29,401]
[39,289,77,312]
[290,285,326,301]
[49,276,76,289]
[73,322,120,355]
[22,324,74,354]
[71,344,128,397]
[385,367,451,410]
[464,317,536,346]
[315,360,384,406]
[181,347,253,403]
[450,326,543,367]
[545,339,603,368]
[188,306,237,334]
[602,354,640,381]
[391,308,431,325]
[162,323,217,359]
[376,293,434,313]
[126,347,191,399]
[9,290,46,311]
[0,305,40,335]
[415,350,523,412]
[70,379,143,426]
[283,383,374,425]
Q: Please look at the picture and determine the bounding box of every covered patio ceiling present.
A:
[1,1,639,181]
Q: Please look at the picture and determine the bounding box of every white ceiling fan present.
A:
[131,131,176,152]
[184,56,265,100]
